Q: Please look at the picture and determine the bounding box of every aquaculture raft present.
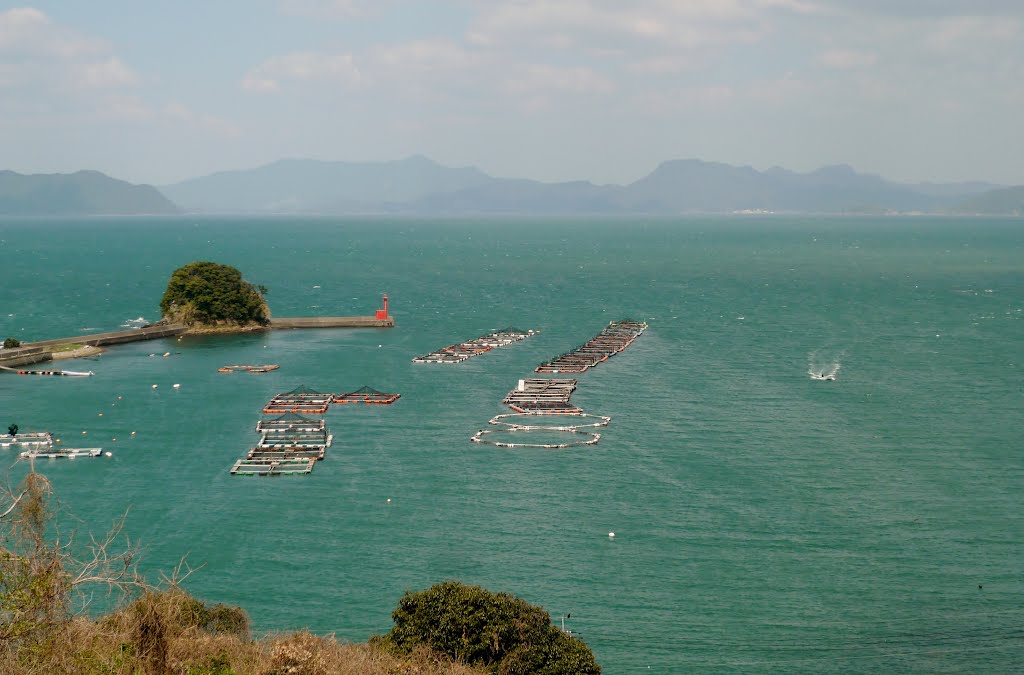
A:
[230,458,316,476]
[262,385,333,414]
[1,432,55,448]
[535,320,647,374]
[503,378,582,414]
[218,364,280,373]
[412,328,534,364]
[333,386,400,405]
[20,447,103,459]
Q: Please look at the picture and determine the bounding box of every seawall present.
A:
[270,316,394,329]
[0,346,54,368]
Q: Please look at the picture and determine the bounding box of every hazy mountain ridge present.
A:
[161,157,1016,215]
[2,159,1019,216]
[0,170,179,216]
[949,186,1024,215]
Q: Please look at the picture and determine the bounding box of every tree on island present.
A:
[159,261,270,328]
[2,338,19,349]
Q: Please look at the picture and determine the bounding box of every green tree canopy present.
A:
[381,581,600,675]
[160,261,269,327]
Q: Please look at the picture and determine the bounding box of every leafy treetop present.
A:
[160,261,269,327]
[381,580,601,674]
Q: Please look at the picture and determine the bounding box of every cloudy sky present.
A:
[2,1,1022,186]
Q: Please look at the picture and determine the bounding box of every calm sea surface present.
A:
[0,217,1022,672]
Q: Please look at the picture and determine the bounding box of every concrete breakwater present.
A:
[1,316,393,368]
[270,316,394,329]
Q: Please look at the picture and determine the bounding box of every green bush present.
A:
[160,261,269,327]
[381,581,600,674]
[3,337,20,349]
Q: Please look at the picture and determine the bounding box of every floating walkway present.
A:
[218,364,279,373]
[535,320,647,374]
[334,386,400,405]
[413,328,534,364]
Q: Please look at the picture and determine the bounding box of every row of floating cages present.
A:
[412,327,535,364]
[535,320,647,373]
[262,385,401,413]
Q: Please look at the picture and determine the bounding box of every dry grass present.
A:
[0,588,484,675]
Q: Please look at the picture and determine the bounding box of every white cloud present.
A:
[503,64,614,96]
[0,7,107,58]
[242,51,362,93]
[0,8,137,92]
[466,0,813,51]
[818,48,877,68]
[73,57,138,88]
[278,0,376,18]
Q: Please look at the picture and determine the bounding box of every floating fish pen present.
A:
[412,328,535,364]
[262,385,333,414]
[1,432,54,448]
[256,412,326,433]
[535,320,647,374]
[470,428,601,449]
[246,447,326,461]
[489,412,611,431]
[502,378,582,413]
[503,378,578,405]
[20,447,103,459]
[218,364,280,373]
[333,386,401,405]
[230,458,316,476]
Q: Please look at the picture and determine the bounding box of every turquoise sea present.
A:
[0,216,1022,672]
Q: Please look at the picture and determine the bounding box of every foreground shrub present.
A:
[381,581,600,674]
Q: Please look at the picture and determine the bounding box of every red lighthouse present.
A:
[375,293,389,321]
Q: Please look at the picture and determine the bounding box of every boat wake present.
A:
[808,349,842,381]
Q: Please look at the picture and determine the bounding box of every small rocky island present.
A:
[159,261,271,333]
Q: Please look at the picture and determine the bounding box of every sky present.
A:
[1,0,1023,186]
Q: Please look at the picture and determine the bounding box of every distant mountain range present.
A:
[0,170,178,216]
[2,158,1021,216]
[160,157,1014,215]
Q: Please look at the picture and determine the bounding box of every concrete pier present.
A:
[270,316,394,329]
